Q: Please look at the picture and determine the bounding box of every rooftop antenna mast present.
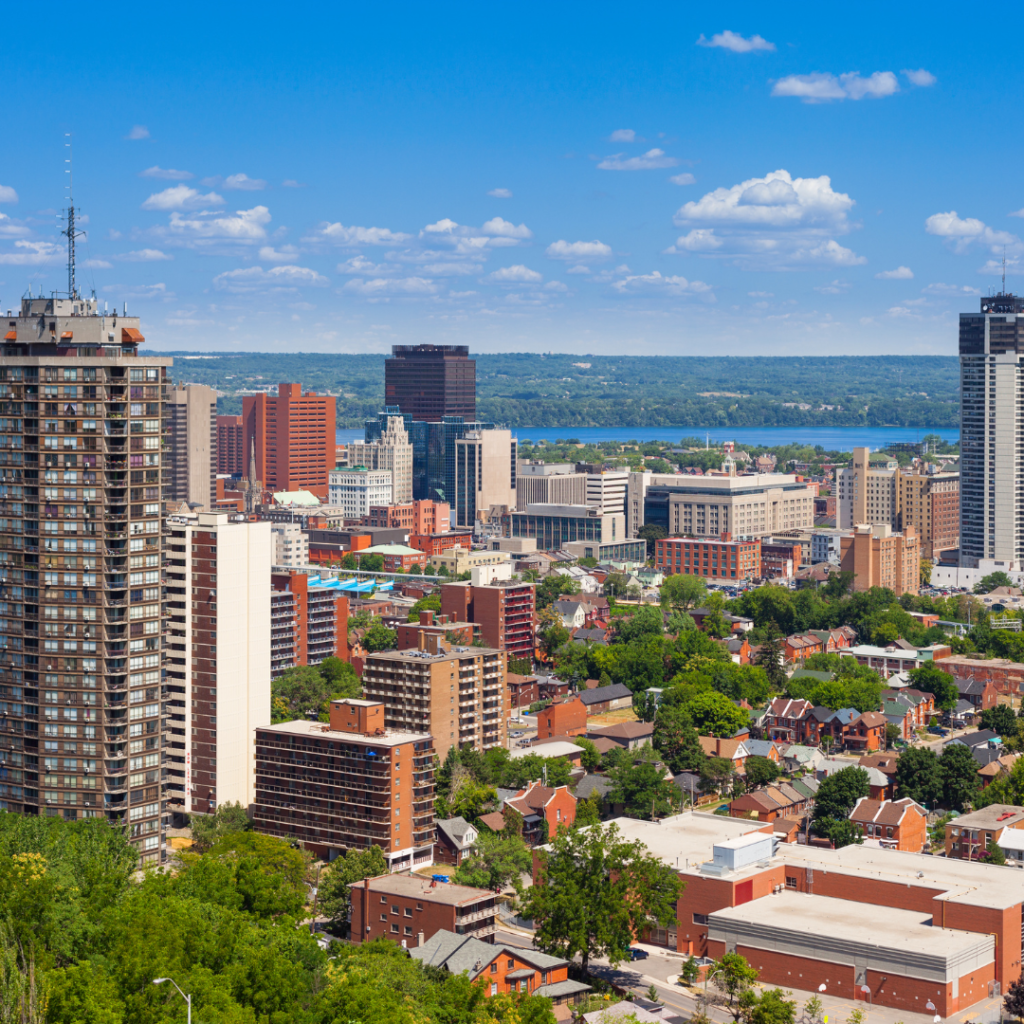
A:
[1003,247,1007,296]
[61,134,84,300]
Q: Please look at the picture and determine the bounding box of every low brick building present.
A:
[503,780,577,844]
[396,611,480,651]
[536,697,587,739]
[849,797,927,852]
[955,676,1000,710]
[350,873,498,945]
[586,721,655,750]
[945,805,1024,861]
[508,672,540,712]
[655,533,761,582]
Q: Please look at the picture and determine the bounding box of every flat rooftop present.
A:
[779,842,1023,910]
[367,645,503,663]
[256,719,430,747]
[948,804,1024,829]
[353,872,494,907]
[709,892,993,982]
[598,813,769,870]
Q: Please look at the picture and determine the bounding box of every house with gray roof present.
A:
[434,817,478,868]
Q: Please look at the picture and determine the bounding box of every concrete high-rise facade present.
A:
[165,383,217,510]
[328,466,392,518]
[164,512,271,816]
[579,465,629,516]
[242,383,336,500]
[216,415,244,476]
[0,294,169,865]
[384,344,476,421]
[516,462,587,507]
[347,414,413,505]
[453,429,517,527]
[959,293,1024,566]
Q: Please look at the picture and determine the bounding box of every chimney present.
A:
[418,930,425,947]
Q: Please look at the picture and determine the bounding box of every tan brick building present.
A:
[897,470,960,560]
[361,636,508,759]
[840,523,920,595]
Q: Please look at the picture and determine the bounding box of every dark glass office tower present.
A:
[958,292,1024,567]
[384,345,476,422]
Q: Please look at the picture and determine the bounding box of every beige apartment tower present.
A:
[164,512,271,816]
[453,429,517,528]
[840,524,920,596]
[165,383,217,510]
[361,636,508,760]
[346,414,414,505]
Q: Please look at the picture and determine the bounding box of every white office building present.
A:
[328,466,393,519]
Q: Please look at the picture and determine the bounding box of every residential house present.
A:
[849,797,928,852]
[785,633,824,663]
[699,736,749,771]
[808,627,857,653]
[575,774,613,806]
[949,700,981,729]
[881,693,917,742]
[552,600,587,630]
[503,780,577,844]
[725,635,752,665]
[672,771,704,806]
[586,721,655,750]
[817,759,891,799]
[743,739,783,763]
[507,673,539,712]
[571,626,611,646]
[978,753,1021,789]
[410,930,590,1017]
[577,683,633,716]
[536,697,587,740]
[511,741,584,766]
[955,677,999,711]
[729,781,811,822]
[781,744,825,774]
[773,818,803,844]
[858,753,899,799]
[538,676,572,700]
[690,609,755,634]
[945,805,1024,861]
[434,817,478,867]
[764,698,815,744]
[946,730,1004,767]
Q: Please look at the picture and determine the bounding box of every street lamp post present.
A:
[153,977,191,1024]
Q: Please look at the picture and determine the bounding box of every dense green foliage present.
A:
[453,832,532,890]
[168,352,958,428]
[811,767,869,846]
[317,846,388,931]
[272,659,361,723]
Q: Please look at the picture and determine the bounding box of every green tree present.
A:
[272,664,332,723]
[680,955,700,985]
[909,661,959,711]
[701,592,730,639]
[754,621,787,692]
[653,704,708,775]
[976,571,1014,594]
[744,756,781,790]
[894,745,943,805]
[616,605,664,643]
[318,846,388,931]
[660,572,707,613]
[319,655,361,695]
[363,620,398,652]
[812,817,863,849]
[711,952,759,1020]
[633,690,659,723]
[574,794,603,827]
[518,822,683,971]
[189,801,251,852]
[453,832,532,890]
[638,524,667,559]
[573,737,601,770]
[607,746,678,819]
[940,742,981,811]
[699,756,734,795]
[1004,969,1024,1022]
[986,841,1007,866]
[743,988,797,1024]
[822,570,855,600]
[885,723,902,750]
[981,704,1018,738]
[685,690,748,738]
[359,553,385,572]
[811,766,869,843]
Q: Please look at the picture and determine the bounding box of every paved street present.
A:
[494,931,1005,1024]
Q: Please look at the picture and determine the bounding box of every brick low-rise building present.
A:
[536,697,587,739]
[849,797,927,852]
[251,699,435,870]
[655,533,761,582]
[350,873,497,945]
[945,805,1024,861]
[937,655,1024,696]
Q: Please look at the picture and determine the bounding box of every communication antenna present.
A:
[61,134,84,300]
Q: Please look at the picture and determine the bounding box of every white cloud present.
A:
[487,188,513,198]
[598,148,679,171]
[141,186,224,211]
[544,281,569,292]
[120,249,173,262]
[282,179,305,188]
[104,283,171,300]
[696,31,775,53]
[925,210,1020,254]
[125,125,150,140]
[567,264,591,274]
[903,68,937,87]
[83,258,113,269]
[309,223,413,247]
[609,129,636,142]
[481,217,532,239]
[815,279,850,294]
[343,277,438,296]
[487,265,542,283]
[224,173,268,191]
[545,239,613,261]
[923,282,982,296]
[670,169,864,268]
[0,241,64,265]
[213,265,329,292]
[612,270,713,296]
[979,257,1023,276]
[164,205,272,243]
[139,166,192,181]
[337,255,392,275]
[772,71,899,103]
[666,229,723,253]
[669,173,696,186]
[418,262,479,276]
[875,266,914,279]
[0,213,28,238]
[259,245,299,263]
[0,185,18,203]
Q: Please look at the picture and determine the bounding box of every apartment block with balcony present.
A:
[252,698,436,871]
[361,636,508,760]
[0,293,170,865]
[269,570,349,679]
[440,577,535,664]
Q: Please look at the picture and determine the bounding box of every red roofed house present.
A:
[849,797,927,852]
[763,698,814,744]
[699,736,749,772]
[504,780,576,845]
[784,633,824,663]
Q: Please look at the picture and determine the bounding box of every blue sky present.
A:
[1,1,1020,356]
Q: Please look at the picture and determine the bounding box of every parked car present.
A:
[627,947,649,961]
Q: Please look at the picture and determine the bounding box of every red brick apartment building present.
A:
[350,873,497,945]
[367,499,451,533]
[655,533,761,582]
[567,813,1015,1017]
[937,655,1024,696]
[396,612,479,651]
[441,579,536,663]
[242,382,336,500]
[252,699,435,871]
[269,571,350,679]
[216,414,245,475]
[410,530,474,558]
[536,697,587,739]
